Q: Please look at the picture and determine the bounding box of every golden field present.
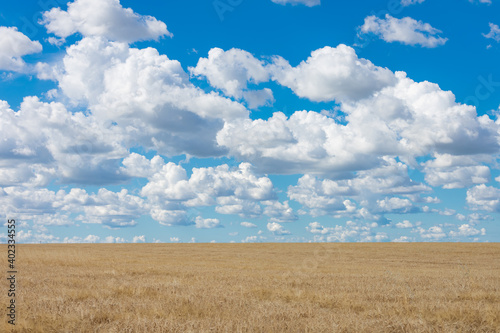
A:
[1,243,499,332]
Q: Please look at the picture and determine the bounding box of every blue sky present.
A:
[0,0,499,243]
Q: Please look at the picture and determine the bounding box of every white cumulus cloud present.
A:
[268,45,396,102]
[267,222,291,235]
[40,0,172,43]
[0,27,42,72]
[466,185,500,212]
[195,216,222,229]
[189,48,273,108]
[359,14,447,48]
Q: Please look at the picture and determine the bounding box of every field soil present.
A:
[1,243,499,332]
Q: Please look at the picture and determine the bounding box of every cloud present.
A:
[141,162,275,204]
[132,235,146,243]
[306,221,385,242]
[395,220,413,228]
[0,27,42,72]
[137,159,293,222]
[241,222,257,228]
[466,184,500,212]
[149,208,192,227]
[120,153,165,178]
[218,110,383,176]
[241,235,258,243]
[195,216,222,229]
[267,222,291,235]
[2,16,500,243]
[268,45,396,102]
[189,48,273,108]
[286,158,428,218]
[483,23,500,42]
[14,230,59,243]
[0,186,146,229]
[401,0,425,6]
[47,37,247,158]
[0,97,128,186]
[359,14,448,47]
[220,47,499,181]
[376,197,418,214]
[283,158,431,222]
[72,188,145,228]
[270,0,320,6]
[449,224,485,238]
[262,200,298,222]
[425,166,490,189]
[104,236,126,243]
[392,236,414,242]
[469,0,492,4]
[40,0,172,43]
[84,235,100,243]
[417,226,446,240]
[423,154,491,189]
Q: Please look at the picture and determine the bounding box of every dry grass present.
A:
[1,243,499,332]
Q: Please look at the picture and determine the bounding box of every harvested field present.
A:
[2,243,499,332]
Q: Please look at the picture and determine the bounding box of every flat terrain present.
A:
[1,243,499,332]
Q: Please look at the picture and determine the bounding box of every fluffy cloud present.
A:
[306,221,387,242]
[392,236,414,242]
[466,185,500,212]
[483,23,500,42]
[241,235,258,243]
[104,236,126,243]
[417,226,446,240]
[449,224,485,238]
[270,0,320,6]
[376,197,418,214]
[40,0,171,43]
[241,222,257,228]
[359,14,447,47]
[288,159,430,220]
[195,216,222,229]
[190,48,273,108]
[136,159,299,223]
[268,45,396,102]
[0,186,146,228]
[396,220,413,228]
[120,153,165,178]
[267,222,291,235]
[132,235,146,243]
[141,162,275,205]
[218,110,389,176]
[287,158,428,219]
[72,189,145,227]
[423,154,491,189]
[0,27,42,71]
[14,230,59,243]
[262,200,298,222]
[344,72,499,157]
[48,37,247,158]
[220,47,499,179]
[0,97,127,185]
